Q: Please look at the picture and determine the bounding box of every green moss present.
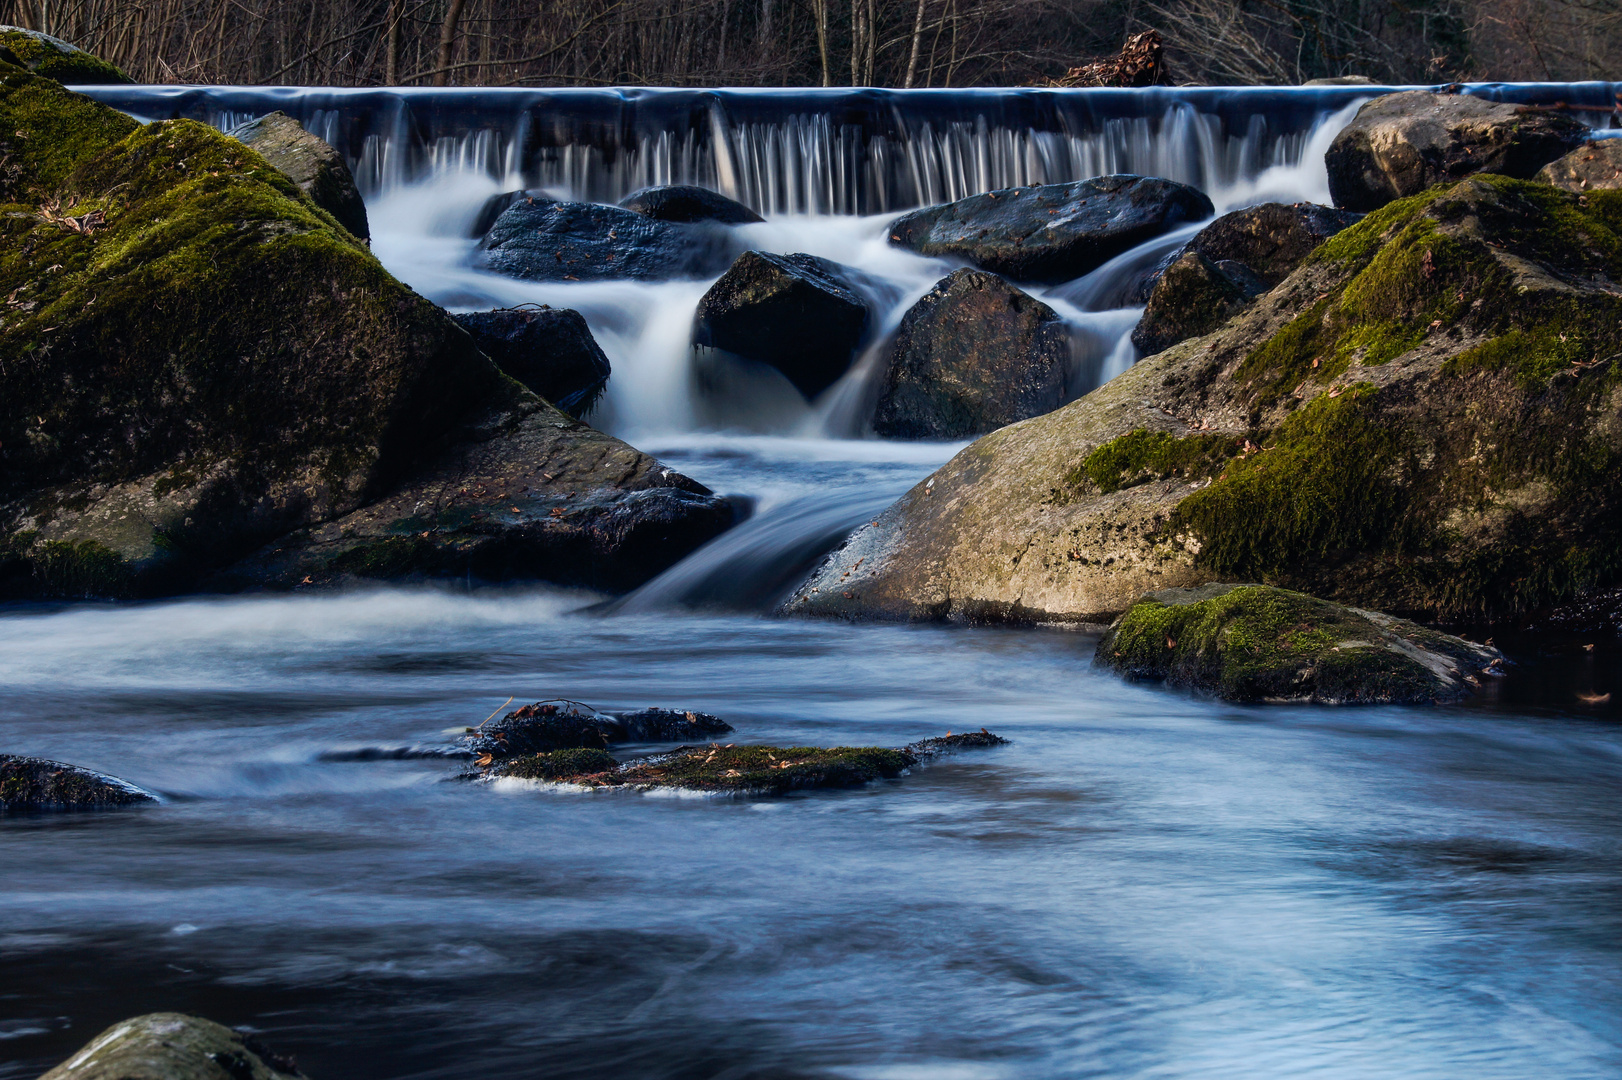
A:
[1443,327,1593,386]
[326,536,441,578]
[1074,429,1238,494]
[617,745,914,794]
[1172,386,1410,578]
[0,69,137,199]
[499,747,618,781]
[1311,190,1437,266]
[0,29,133,85]
[1097,584,1453,702]
[28,539,134,598]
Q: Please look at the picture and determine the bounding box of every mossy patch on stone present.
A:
[0,27,133,85]
[1075,428,1238,495]
[498,746,618,781]
[494,744,915,795]
[38,1012,303,1080]
[1096,583,1500,703]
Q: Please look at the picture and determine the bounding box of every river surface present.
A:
[4,91,1622,1079]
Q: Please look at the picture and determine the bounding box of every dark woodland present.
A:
[1,0,1616,88]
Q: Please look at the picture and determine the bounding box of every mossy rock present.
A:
[784,176,1622,625]
[38,1012,303,1080]
[0,55,734,598]
[0,754,156,810]
[0,27,132,85]
[1096,583,1501,703]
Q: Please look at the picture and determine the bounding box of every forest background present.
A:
[0,0,1615,91]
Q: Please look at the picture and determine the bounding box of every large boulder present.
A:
[692,250,870,399]
[1097,583,1503,703]
[0,755,156,810]
[1130,251,1262,356]
[451,305,610,417]
[1536,138,1622,192]
[0,26,131,84]
[473,197,737,282]
[0,59,734,599]
[618,184,763,224]
[226,110,369,242]
[783,176,1622,625]
[1188,202,1364,287]
[39,1013,304,1080]
[873,269,1070,439]
[1325,92,1589,212]
[887,175,1215,284]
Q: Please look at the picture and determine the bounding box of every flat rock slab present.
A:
[474,197,738,282]
[0,754,155,810]
[1325,91,1588,211]
[1537,138,1622,192]
[452,305,611,417]
[39,1012,304,1080]
[874,268,1070,439]
[693,250,870,399]
[887,175,1215,283]
[227,110,369,241]
[618,184,764,224]
[1095,583,1503,703]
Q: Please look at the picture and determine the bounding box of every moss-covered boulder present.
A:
[1097,584,1502,703]
[1130,250,1261,355]
[0,754,156,810]
[1325,92,1588,212]
[226,111,369,242]
[0,56,734,598]
[0,27,131,84]
[39,1013,304,1080]
[783,176,1622,625]
[1537,138,1622,193]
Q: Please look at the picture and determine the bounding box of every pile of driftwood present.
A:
[1050,30,1169,87]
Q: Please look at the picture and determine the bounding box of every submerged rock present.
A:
[0,26,131,83]
[887,175,1215,283]
[451,306,611,417]
[226,111,369,242]
[0,754,156,810]
[784,176,1622,625]
[693,250,871,400]
[463,700,735,760]
[38,1012,304,1080]
[1325,91,1588,211]
[618,184,764,224]
[1096,584,1503,703]
[1536,138,1622,192]
[473,197,737,282]
[873,269,1070,439]
[1130,251,1262,356]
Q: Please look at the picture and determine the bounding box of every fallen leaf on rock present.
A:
[1578,692,1611,704]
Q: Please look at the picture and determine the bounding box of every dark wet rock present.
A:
[38,1012,304,1080]
[1096,583,1503,703]
[463,700,735,760]
[1188,203,1363,287]
[473,197,737,282]
[451,305,611,417]
[783,177,1622,625]
[904,730,1010,756]
[692,251,871,400]
[0,64,732,599]
[468,188,528,238]
[1325,91,1588,211]
[0,754,156,810]
[618,184,764,224]
[887,175,1215,284]
[1536,138,1622,192]
[1130,250,1261,356]
[226,111,369,241]
[0,26,131,84]
[873,269,1069,439]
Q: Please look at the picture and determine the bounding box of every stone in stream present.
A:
[1187,202,1364,287]
[481,730,1008,795]
[1096,584,1504,703]
[0,26,131,84]
[0,53,736,599]
[473,196,738,282]
[226,110,370,241]
[38,1012,305,1080]
[463,700,735,759]
[782,176,1622,627]
[0,754,156,810]
[618,184,764,224]
[1324,91,1588,211]
[873,269,1070,439]
[451,306,611,418]
[692,250,872,400]
[1130,250,1264,356]
[887,175,1215,284]
[1536,138,1622,192]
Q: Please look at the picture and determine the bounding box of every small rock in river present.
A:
[0,754,156,811]
[38,1011,305,1079]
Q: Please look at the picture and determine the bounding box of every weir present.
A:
[79,82,1622,212]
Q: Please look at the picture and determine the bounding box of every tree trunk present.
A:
[385,0,405,84]
[904,0,926,86]
[813,0,830,86]
[433,0,468,86]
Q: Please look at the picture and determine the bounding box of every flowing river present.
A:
[2,84,1620,1079]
